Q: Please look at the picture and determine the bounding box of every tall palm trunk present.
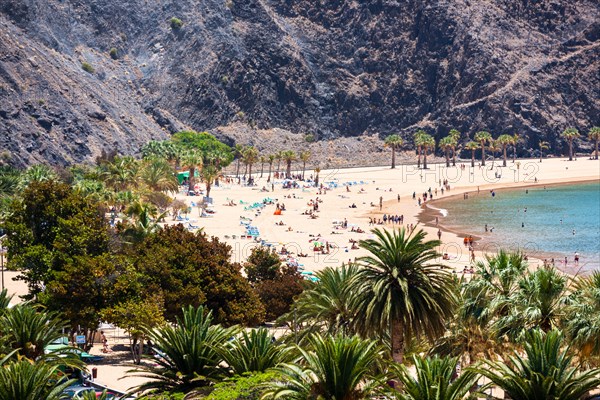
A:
[236,159,241,177]
[445,149,450,167]
[452,146,457,166]
[423,147,428,169]
[391,147,396,169]
[267,161,273,182]
[568,139,574,161]
[471,150,475,168]
[286,160,292,179]
[512,145,517,163]
[502,146,507,167]
[480,141,486,166]
[248,163,253,183]
[260,162,264,177]
[302,160,307,179]
[417,147,422,169]
[188,167,196,192]
[391,319,404,364]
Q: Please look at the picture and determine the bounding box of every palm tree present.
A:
[539,140,550,162]
[495,266,567,339]
[180,149,203,192]
[439,136,454,168]
[413,130,426,169]
[384,134,404,169]
[561,127,581,161]
[138,157,179,193]
[420,133,436,170]
[267,154,276,183]
[565,272,600,365]
[474,131,491,166]
[259,155,267,178]
[488,139,500,168]
[0,303,68,361]
[262,333,383,400]
[287,263,359,336]
[298,150,311,179]
[476,329,600,400]
[465,141,479,168]
[242,146,259,184]
[511,133,521,163]
[391,355,479,400]
[129,305,238,395]
[275,151,283,176]
[233,144,245,178]
[201,164,219,200]
[588,126,600,160]
[314,166,321,187]
[281,150,297,179]
[220,328,287,375]
[18,164,58,190]
[448,129,461,166]
[0,359,76,400]
[497,134,513,167]
[101,156,139,192]
[351,228,457,364]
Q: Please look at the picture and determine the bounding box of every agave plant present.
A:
[476,329,600,400]
[220,328,287,375]
[391,354,480,400]
[129,305,238,395]
[262,333,384,400]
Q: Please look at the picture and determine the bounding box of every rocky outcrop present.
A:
[0,0,598,166]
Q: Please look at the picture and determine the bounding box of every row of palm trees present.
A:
[232,145,312,182]
[384,126,600,169]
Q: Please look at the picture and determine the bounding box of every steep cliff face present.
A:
[0,0,598,166]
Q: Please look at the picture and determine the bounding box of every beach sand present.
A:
[2,156,599,392]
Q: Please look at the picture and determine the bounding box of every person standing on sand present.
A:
[379,196,383,210]
[574,252,579,265]
[437,229,442,240]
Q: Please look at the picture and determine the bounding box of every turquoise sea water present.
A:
[435,181,600,272]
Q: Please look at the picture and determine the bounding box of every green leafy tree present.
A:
[242,146,259,183]
[391,355,480,400]
[129,305,238,395]
[100,156,139,192]
[262,333,383,400]
[384,134,404,169]
[101,294,166,364]
[17,164,57,190]
[181,149,203,192]
[267,154,276,183]
[202,372,277,400]
[244,247,303,322]
[351,228,457,364]
[561,127,581,161]
[132,224,264,324]
[201,164,220,200]
[4,180,109,300]
[476,329,600,400]
[588,126,600,160]
[138,156,179,193]
[413,130,426,169]
[474,131,492,166]
[233,144,246,178]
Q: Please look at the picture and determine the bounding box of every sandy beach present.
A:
[2,155,599,392]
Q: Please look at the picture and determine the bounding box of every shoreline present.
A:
[415,177,600,275]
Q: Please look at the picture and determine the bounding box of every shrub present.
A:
[81,62,95,73]
[170,17,183,30]
[109,48,118,59]
[304,133,316,143]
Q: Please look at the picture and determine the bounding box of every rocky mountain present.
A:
[1,0,598,167]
